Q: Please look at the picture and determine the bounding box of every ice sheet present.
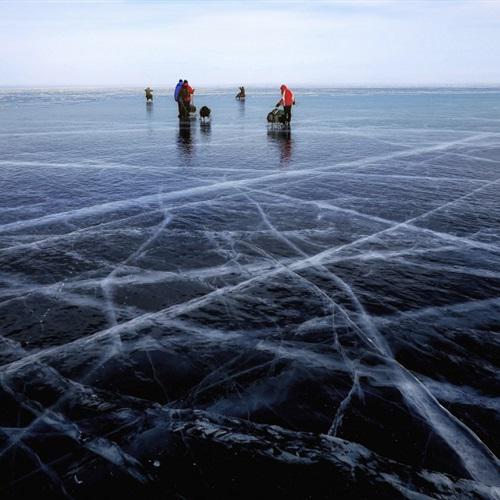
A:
[0,88,499,498]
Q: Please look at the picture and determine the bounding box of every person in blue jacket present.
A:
[174,79,184,117]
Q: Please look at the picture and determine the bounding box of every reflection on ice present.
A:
[177,121,193,160]
[267,128,293,167]
[0,88,499,497]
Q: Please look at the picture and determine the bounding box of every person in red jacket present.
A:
[178,80,195,119]
[276,84,295,126]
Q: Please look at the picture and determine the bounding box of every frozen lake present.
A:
[0,88,499,498]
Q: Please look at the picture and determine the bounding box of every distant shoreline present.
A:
[2,84,500,91]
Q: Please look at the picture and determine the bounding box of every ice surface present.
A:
[0,88,499,498]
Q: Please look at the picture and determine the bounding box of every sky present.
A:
[1,0,500,87]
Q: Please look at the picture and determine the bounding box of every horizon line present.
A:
[2,83,500,89]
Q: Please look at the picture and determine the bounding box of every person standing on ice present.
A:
[178,80,195,120]
[275,84,295,127]
[236,86,245,99]
[174,79,184,117]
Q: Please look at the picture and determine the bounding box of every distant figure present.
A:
[276,84,295,127]
[145,87,153,102]
[178,80,195,120]
[236,86,245,100]
[200,106,211,123]
[174,79,184,117]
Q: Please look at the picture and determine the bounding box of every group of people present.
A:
[144,82,296,126]
[174,79,195,120]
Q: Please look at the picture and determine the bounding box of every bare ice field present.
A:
[0,88,499,498]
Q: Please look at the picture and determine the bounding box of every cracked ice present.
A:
[0,88,499,499]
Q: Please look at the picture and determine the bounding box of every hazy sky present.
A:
[1,0,499,86]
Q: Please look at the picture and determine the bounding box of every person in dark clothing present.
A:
[236,86,245,99]
[145,87,153,102]
[174,79,183,117]
[178,86,188,120]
